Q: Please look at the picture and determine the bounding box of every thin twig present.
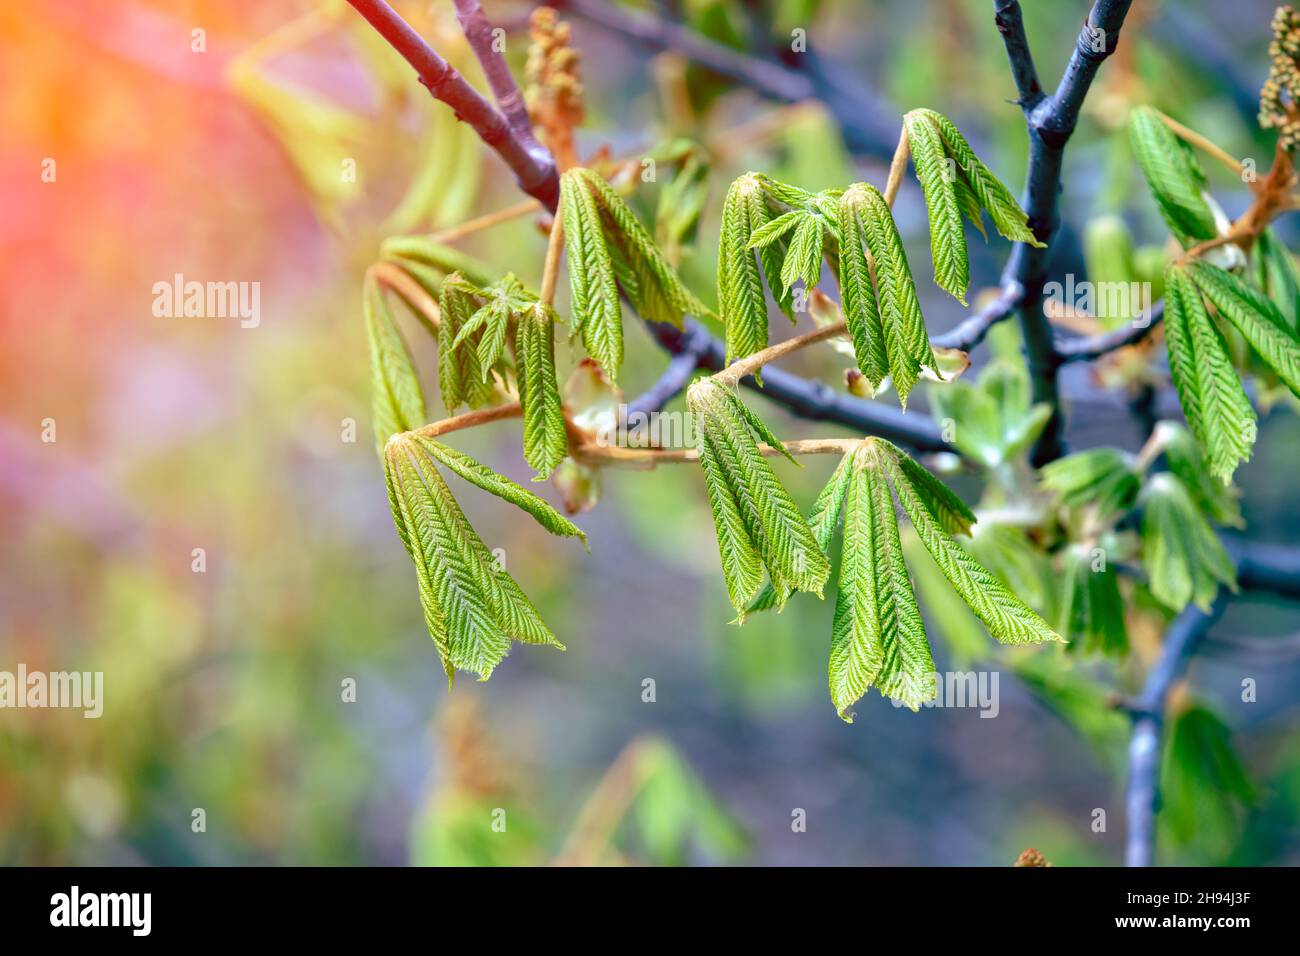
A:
[539,212,565,306]
[549,0,898,159]
[427,199,542,243]
[342,0,559,209]
[411,402,523,440]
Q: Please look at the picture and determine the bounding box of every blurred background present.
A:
[2,0,1298,866]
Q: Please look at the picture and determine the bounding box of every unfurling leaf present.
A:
[889,444,1061,646]
[561,168,711,382]
[365,277,426,456]
[1040,448,1140,518]
[903,110,1042,305]
[517,303,568,479]
[1163,265,1256,482]
[918,109,1040,247]
[1057,544,1128,658]
[1128,107,1218,248]
[688,379,830,617]
[414,438,586,543]
[837,182,937,403]
[929,359,1051,468]
[438,274,500,413]
[1140,472,1236,612]
[719,175,773,368]
[560,170,622,377]
[743,437,1057,719]
[829,442,936,719]
[384,434,575,683]
[1188,260,1300,397]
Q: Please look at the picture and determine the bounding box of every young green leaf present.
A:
[560,169,623,378]
[1159,702,1254,852]
[437,274,497,413]
[1163,265,1256,482]
[1188,259,1300,397]
[1128,107,1217,247]
[777,211,826,293]
[517,303,568,480]
[747,452,854,616]
[719,174,772,367]
[365,277,427,456]
[413,436,586,543]
[904,110,970,304]
[1057,544,1128,658]
[836,187,890,390]
[854,183,937,403]
[1139,472,1236,612]
[888,442,1061,644]
[1151,421,1242,527]
[1252,227,1300,330]
[384,434,564,683]
[688,379,830,617]
[918,109,1041,247]
[829,442,936,719]
[577,167,712,324]
[1040,448,1141,518]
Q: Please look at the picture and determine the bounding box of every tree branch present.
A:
[933,281,1024,353]
[1055,301,1164,362]
[644,320,954,453]
[1124,593,1228,867]
[342,0,559,209]
[548,0,899,159]
[993,0,1135,465]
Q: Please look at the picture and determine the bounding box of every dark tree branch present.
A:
[932,282,1024,353]
[1056,301,1165,362]
[645,320,954,452]
[343,0,559,209]
[548,0,899,158]
[993,0,1135,465]
[1124,593,1228,867]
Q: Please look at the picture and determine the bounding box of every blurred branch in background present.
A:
[548,0,899,159]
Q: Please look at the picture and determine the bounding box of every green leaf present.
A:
[918,109,1041,247]
[747,453,853,615]
[688,379,830,617]
[365,278,427,456]
[905,110,969,304]
[1188,259,1300,397]
[829,442,936,719]
[1057,544,1128,658]
[560,169,623,379]
[577,168,712,324]
[413,436,586,543]
[1160,702,1253,853]
[380,235,497,289]
[1163,265,1256,482]
[1253,227,1300,330]
[1139,472,1236,611]
[889,442,1061,644]
[1040,448,1140,518]
[719,174,771,366]
[1128,106,1217,247]
[385,435,563,683]
[517,303,568,479]
[777,211,826,293]
[852,182,936,403]
[437,274,497,413]
[746,208,802,249]
[1152,421,1242,527]
[928,359,1050,468]
[836,187,890,390]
